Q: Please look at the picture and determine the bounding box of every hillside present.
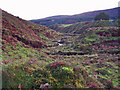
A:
[2,11,59,48]
[30,7,119,26]
[49,20,116,34]
[1,10,60,88]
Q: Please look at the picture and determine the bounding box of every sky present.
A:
[0,0,119,20]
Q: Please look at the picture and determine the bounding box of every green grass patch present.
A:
[85,38,96,42]
[60,24,73,27]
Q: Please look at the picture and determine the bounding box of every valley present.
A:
[1,9,119,89]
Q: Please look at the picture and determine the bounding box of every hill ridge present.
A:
[30,7,119,26]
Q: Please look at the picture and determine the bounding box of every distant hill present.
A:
[30,7,119,26]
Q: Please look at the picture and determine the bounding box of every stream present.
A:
[46,35,89,55]
[52,40,63,46]
[57,40,63,46]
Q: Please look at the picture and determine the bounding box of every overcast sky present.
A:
[0,0,119,20]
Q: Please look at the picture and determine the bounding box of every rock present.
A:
[40,83,51,88]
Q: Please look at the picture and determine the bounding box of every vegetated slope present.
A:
[75,27,120,87]
[2,10,58,49]
[60,26,119,88]
[30,7,119,26]
[2,9,59,67]
[49,20,115,34]
[1,10,60,88]
[72,27,119,54]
